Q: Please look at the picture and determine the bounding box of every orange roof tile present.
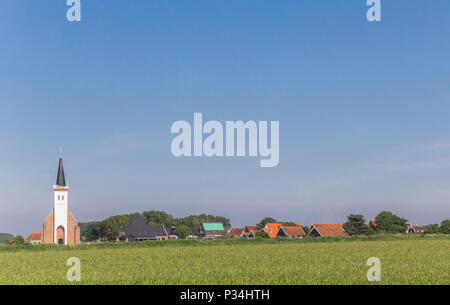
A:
[245,226,257,232]
[228,228,244,236]
[311,224,346,237]
[264,223,282,238]
[25,232,42,241]
[279,226,306,237]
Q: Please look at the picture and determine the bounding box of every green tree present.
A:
[440,219,450,234]
[142,210,174,227]
[0,233,15,244]
[256,217,277,229]
[101,213,140,240]
[13,235,24,244]
[374,211,408,233]
[174,225,192,240]
[280,222,298,226]
[425,224,440,234]
[85,221,106,241]
[343,214,369,235]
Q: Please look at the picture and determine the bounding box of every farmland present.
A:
[0,236,449,285]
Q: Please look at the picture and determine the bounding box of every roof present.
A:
[122,216,168,238]
[311,224,346,237]
[263,223,282,238]
[407,225,425,231]
[56,157,66,186]
[245,226,257,232]
[25,232,42,241]
[279,226,305,237]
[407,225,423,229]
[202,223,224,231]
[228,228,244,236]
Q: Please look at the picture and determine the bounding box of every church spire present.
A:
[56,152,66,187]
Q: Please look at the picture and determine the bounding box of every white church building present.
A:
[40,155,80,244]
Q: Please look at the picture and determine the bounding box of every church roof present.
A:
[56,157,66,186]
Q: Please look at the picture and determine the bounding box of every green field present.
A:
[0,237,449,285]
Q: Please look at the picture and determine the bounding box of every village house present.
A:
[245,226,257,232]
[263,223,282,238]
[241,225,259,238]
[308,224,346,237]
[227,228,245,237]
[277,226,306,238]
[166,226,178,239]
[119,215,169,241]
[246,230,257,238]
[25,232,42,245]
[406,225,425,233]
[198,222,225,239]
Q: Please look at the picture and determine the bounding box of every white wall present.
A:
[53,188,68,244]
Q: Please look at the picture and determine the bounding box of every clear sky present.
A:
[1,1,449,235]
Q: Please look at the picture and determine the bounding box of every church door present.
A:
[57,226,65,245]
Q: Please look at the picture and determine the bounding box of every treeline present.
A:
[0,233,15,244]
[79,211,231,242]
[342,211,450,235]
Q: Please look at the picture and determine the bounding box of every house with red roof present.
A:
[246,230,257,238]
[263,223,282,238]
[308,224,346,237]
[277,226,306,238]
[406,225,425,233]
[245,226,257,232]
[25,232,42,245]
[227,228,245,237]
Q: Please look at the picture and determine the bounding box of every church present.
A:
[40,155,80,245]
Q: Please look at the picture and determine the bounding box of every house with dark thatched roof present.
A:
[119,216,169,241]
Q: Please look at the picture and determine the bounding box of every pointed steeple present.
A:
[56,157,66,187]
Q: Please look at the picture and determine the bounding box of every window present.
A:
[62,195,64,200]
[58,195,60,200]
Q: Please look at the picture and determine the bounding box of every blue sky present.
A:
[1,1,450,235]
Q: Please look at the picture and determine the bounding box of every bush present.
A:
[254,231,269,238]
[174,225,192,240]
[13,235,24,244]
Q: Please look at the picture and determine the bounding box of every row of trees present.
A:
[0,233,15,244]
[79,211,231,241]
[343,211,450,235]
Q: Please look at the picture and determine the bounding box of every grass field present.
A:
[0,236,449,285]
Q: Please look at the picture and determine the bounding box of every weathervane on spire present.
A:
[59,147,63,159]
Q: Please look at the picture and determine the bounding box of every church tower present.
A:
[41,152,80,245]
[54,156,69,245]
